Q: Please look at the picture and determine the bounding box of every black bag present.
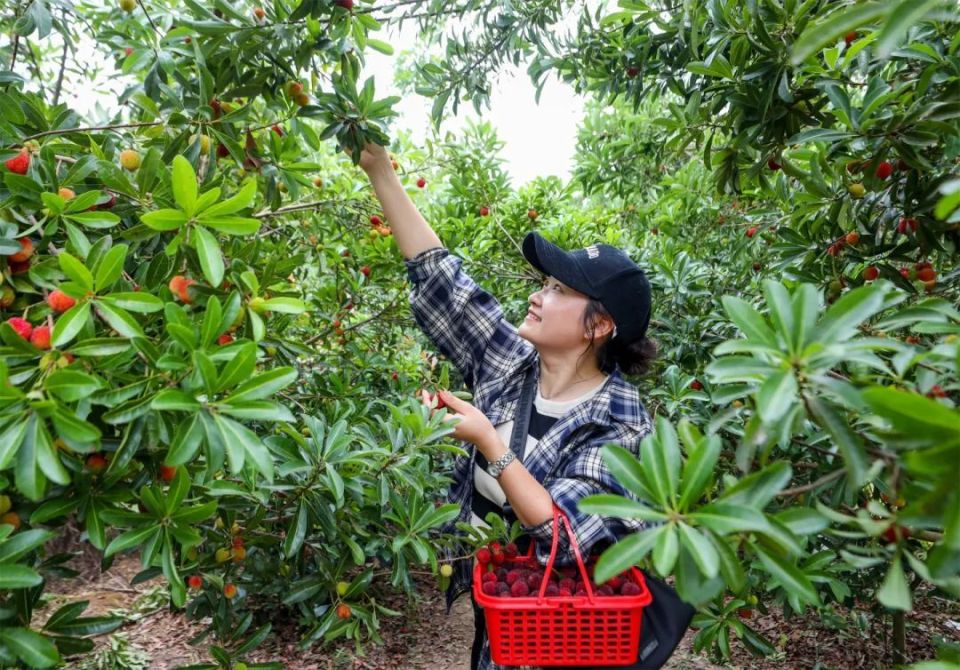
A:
[506,365,695,669]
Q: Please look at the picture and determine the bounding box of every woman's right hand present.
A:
[344,141,389,173]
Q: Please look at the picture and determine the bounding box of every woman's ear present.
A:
[585,314,616,340]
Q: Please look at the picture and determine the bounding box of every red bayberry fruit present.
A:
[875,161,893,180]
[528,209,538,220]
[216,143,230,158]
[491,550,505,565]
[6,317,33,340]
[223,583,238,599]
[844,31,857,46]
[188,575,203,590]
[916,267,936,282]
[47,290,77,313]
[124,47,133,56]
[862,266,879,281]
[370,215,383,226]
[476,548,492,564]
[626,67,639,78]
[506,570,522,585]
[168,275,195,303]
[218,333,234,345]
[340,249,350,257]
[253,6,265,20]
[4,150,29,175]
[86,453,108,474]
[690,379,703,390]
[767,158,781,171]
[159,465,176,481]
[360,265,370,277]
[391,371,398,381]
[900,267,912,279]
[335,0,354,9]
[746,227,758,238]
[927,385,947,398]
[544,583,560,596]
[416,177,426,188]
[9,238,33,263]
[504,542,518,558]
[620,581,642,596]
[482,571,497,584]
[845,232,860,245]
[511,580,530,597]
[481,581,498,596]
[897,217,918,234]
[272,124,284,136]
[29,325,51,350]
[826,244,840,257]
[479,206,489,216]
[739,608,754,619]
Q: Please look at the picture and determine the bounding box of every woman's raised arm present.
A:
[354,142,443,261]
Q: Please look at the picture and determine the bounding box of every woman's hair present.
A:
[579,298,657,377]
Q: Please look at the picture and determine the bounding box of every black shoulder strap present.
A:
[509,364,537,462]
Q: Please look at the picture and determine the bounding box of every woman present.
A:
[355,142,657,670]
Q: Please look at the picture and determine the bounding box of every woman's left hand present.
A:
[425,390,497,452]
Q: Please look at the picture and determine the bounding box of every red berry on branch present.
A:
[844,31,857,46]
[874,161,893,180]
[690,379,703,390]
[47,290,77,313]
[416,177,426,188]
[6,317,34,340]
[4,149,30,175]
[159,465,176,482]
[746,227,758,238]
[188,575,203,590]
[766,158,781,171]
[370,215,383,226]
[30,325,51,350]
[479,206,489,217]
[862,266,879,281]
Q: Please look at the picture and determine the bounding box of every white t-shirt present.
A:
[470,377,608,529]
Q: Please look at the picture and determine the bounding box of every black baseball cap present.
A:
[522,231,652,345]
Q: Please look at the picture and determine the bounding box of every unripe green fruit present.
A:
[336,581,349,596]
[248,297,268,314]
[215,548,231,563]
[0,494,10,515]
[119,0,136,12]
[848,183,865,198]
[440,564,453,577]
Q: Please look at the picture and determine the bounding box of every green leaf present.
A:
[677,523,719,579]
[578,494,668,522]
[193,225,224,288]
[689,503,772,535]
[679,434,720,511]
[592,528,659,584]
[721,296,778,346]
[652,524,679,575]
[100,292,164,313]
[51,301,91,348]
[171,155,198,216]
[762,281,795,353]
[861,386,960,445]
[0,627,60,668]
[0,564,43,588]
[816,285,887,345]
[151,389,200,412]
[0,419,28,470]
[642,416,681,508]
[600,444,656,502]
[198,216,260,235]
[720,461,793,508]
[63,211,121,229]
[58,252,94,291]
[198,180,257,218]
[757,546,820,607]
[94,300,144,338]
[215,341,257,391]
[874,0,945,60]
[141,208,188,231]
[805,396,869,487]
[876,553,912,610]
[104,525,161,558]
[790,2,888,64]
[93,244,128,292]
[224,367,297,402]
[756,369,798,424]
[283,501,308,558]
[165,415,203,465]
[45,370,102,402]
[261,297,307,314]
[213,414,274,480]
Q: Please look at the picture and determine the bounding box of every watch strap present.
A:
[487,448,517,478]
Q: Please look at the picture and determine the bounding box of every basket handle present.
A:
[536,505,595,605]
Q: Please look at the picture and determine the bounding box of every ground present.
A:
[37,540,958,670]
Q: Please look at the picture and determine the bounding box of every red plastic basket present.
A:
[473,506,652,667]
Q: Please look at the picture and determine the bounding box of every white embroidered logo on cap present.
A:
[585,245,599,259]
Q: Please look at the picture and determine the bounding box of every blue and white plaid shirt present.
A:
[406,246,654,670]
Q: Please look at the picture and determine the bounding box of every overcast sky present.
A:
[61,8,587,189]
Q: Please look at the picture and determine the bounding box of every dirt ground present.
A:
[38,542,958,670]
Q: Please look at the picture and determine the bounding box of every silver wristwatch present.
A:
[486,449,517,479]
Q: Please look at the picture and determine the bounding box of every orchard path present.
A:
[41,543,955,669]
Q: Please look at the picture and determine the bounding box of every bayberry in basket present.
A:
[621,582,642,596]
[482,571,497,584]
[511,581,531,597]
[482,581,498,596]
[544,583,560,597]
[506,569,522,585]
[495,567,508,580]
[491,550,505,565]
[476,548,492,564]
[559,577,575,592]
[497,582,511,596]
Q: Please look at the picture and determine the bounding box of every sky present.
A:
[61,6,588,189]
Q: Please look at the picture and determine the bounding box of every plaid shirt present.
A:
[406,247,654,670]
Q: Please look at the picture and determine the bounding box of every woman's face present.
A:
[518,275,596,350]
